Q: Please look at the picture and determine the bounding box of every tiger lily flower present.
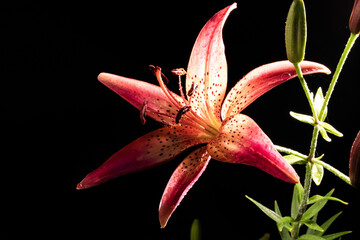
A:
[77,3,331,228]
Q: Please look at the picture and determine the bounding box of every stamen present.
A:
[140,100,148,125]
[171,68,186,76]
[187,82,198,97]
[176,105,191,124]
[171,68,188,104]
[153,66,183,110]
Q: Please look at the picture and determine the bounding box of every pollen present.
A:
[175,105,192,124]
[140,100,148,125]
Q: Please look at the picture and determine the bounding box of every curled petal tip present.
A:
[76,181,88,190]
[299,61,331,75]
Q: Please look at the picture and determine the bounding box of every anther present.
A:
[175,105,191,124]
[140,100,148,125]
[171,68,186,76]
[187,82,198,97]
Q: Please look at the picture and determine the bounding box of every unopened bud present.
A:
[349,131,360,187]
[285,0,307,64]
[349,0,360,34]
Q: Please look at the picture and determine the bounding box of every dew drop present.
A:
[280,72,292,81]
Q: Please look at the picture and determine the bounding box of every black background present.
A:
[2,1,360,239]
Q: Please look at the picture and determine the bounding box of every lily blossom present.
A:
[77,3,331,228]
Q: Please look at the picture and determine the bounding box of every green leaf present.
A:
[321,122,343,138]
[319,126,332,142]
[306,214,319,235]
[303,189,334,220]
[279,228,292,240]
[246,195,282,223]
[298,234,325,240]
[278,216,294,232]
[314,87,327,120]
[307,195,348,205]
[322,231,352,240]
[274,200,282,216]
[190,219,201,240]
[291,183,303,218]
[274,201,292,240]
[311,163,324,186]
[259,233,271,240]
[301,219,324,232]
[315,212,343,236]
[284,154,307,165]
[290,111,315,125]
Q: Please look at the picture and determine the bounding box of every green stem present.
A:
[275,145,308,159]
[294,63,319,123]
[312,159,351,185]
[290,33,358,239]
[291,162,313,240]
[319,33,359,120]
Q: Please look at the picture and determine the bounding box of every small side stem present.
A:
[313,159,351,185]
[275,145,308,159]
[319,33,359,120]
[294,63,319,123]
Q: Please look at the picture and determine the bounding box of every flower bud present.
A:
[349,131,360,187]
[285,0,307,64]
[349,0,360,34]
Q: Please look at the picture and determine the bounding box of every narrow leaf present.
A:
[319,126,332,142]
[322,231,352,240]
[306,214,319,235]
[314,87,327,120]
[290,111,315,125]
[291,184,301,218]
[311,163,324,186]
[246,195,282,223]
[274,201,292,240]
[278,216,294,232]
[259,233,271,240]
[307,195,348,205]
[190,219,201,240]
[284,154,307,165]
[321,122,343,137]
[298,234,325,240]
[301,219,324,232]
[274,200,282,216]
[303,189,334,220]
[315,212,343,236]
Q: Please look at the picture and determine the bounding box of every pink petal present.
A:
[185,3,237,127]
[77,126,212,190]
[207,114,300,183]
[98,73,184,125]
[159,146,210,228]
[221,60,331,119]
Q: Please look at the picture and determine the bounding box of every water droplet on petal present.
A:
[280,72,292,81]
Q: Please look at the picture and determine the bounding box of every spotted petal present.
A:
[98,73,184,125]
[77,126,212,189]
[221,60,331,119]
[159,146,210,228]
[207,114,299,183]
[185,3,237,127]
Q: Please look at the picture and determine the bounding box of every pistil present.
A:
[152,65,219,137]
